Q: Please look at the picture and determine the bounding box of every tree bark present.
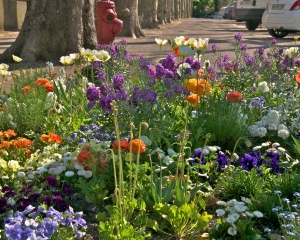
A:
[138,0,159,29]
[114,0,145,38]
[0,0,97,63]
[165,0,171,23]
[3,0,18,30]
[174,0,179,20]
[157,0,166,25]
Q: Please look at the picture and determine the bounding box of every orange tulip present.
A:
[77,146,92,168]
[49,133,62,143]
[185,93,200,106]
[227,91,243,103]
[112,139,130,151]
[296,72,300,83]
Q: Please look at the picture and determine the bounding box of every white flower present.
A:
[27,173,35,179]
[277,147,286,153]
[272,142,280,148]
[65,171,75,177]
[17,172,26,178]
[228,226,237,236]
[69,53,80,61]
[196,38,209,53]
[84,170,93,179]
[2,176,9,180]
[163,156,174,165]
[12,55,22,63]
[253,146,262,151]
[46,61,54,72]
[206,146,217,152]
[216,201,227,206]
[229,213,240,221]
[261,142,271,147]
[277,129,290,140]
[59,56,73,65]
[257,81,269,93]
[286,47,298,56]
[174,36,185,46]
[226,199,237,207]
[155,38,168,45]
[241,197,252,204]
[77,170,86,176]
[75,163,85,170]
[37,167,48,174]
[184,38,197,48]
[226,216,237,223]
[253,211,263,218]
[216,209,226,216]
[95,50,111,62]
[0,70,11,76]
[245,211,254,217]
[0,63,9,70]
[234,204,247,213]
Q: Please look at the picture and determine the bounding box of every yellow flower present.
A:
[7,160,20,172]
[196,38,209,54]
[95,50,111,62]
[174,36,186,46]
[0,63,9,71]
[12,55,23,63]
[183,78,198,92]
[294,36,299,41]
[0,159,8,170]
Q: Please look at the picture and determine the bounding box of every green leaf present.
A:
[162,178,175,203]
[96,212,107,222]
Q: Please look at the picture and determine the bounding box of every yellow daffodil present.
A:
[294,36,299,41]
[155,38,168,45]
[59,56,73,65]
[12,54,22,63]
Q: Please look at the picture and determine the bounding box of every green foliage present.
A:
[154,200,212,239]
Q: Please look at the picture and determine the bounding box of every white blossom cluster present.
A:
[214,197,263,236]
[248,109,290,139]
[257,81,269,93]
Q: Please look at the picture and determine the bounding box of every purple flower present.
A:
[40,176,58,188]
[4,191,16,198]
[155,63,166,80]
[100,83,113,95]
[243,54,257,67]
[113,74,125,91]
[215,152,228,168]
[240,43,248,52]
[79,125,89,132]
[28,193,42,202]
[0,197,9,213]
[164,78,174,87]
[78,138,86,143]
[46,206,63,220]
[70,132,78,141]
[234,32,243,42]
[211,43,218,53]
[162,54,177,72]
[184,57,194,65]
[249,96,266,111]
[99,95,114,113]
[270,158,280,173]
[240,153,258,171]
[5,223,22,240]
[20,227,34,240]
[86,86,100,102]
[2,185,12,193]
[97,70,106,81]
[189,150,206,165]
[42,218,58,236]
[42,197,53,206]
[294,59,300,67]
[87,101,96,109]
[271,38,277,45]
[191,60,201,71]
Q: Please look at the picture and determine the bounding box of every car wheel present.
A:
[245,20,259,30]
[267,29,289,38]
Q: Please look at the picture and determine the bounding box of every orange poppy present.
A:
[40,134,50,143]
[172,47,180,57]
[195,79,212,96]
[3,130,17,138]
[24,149,31,158]
[12,138,32,149]
[77,146,92,168]
[217,82,225,90]
[0,107,3,111]
[45,82,54,92]
[35,78,50,86]
[129,139,146,154]
[296,72,300,83]
[112,140,129,151]
[48,72,57,78]
[21,86,31,95]
[186,93,200,106]
[197,69,203,78]
[0,141,11,149]
[49,133,62,143]
[227,91,243,103]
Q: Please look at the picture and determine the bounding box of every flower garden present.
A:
[0,33,300,239]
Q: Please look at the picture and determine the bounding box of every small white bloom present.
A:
[155,38,168,46]
[65,171,75,177]
[241,197,252,204]
[216,201,227,206]
[0,70,11,76]
[27,167,34,171]
[253,211,263,218]
[257,81,269,93]
[253,146,262,151]
[277,147,286,153]
[206,146,217,152]
[25,180,32,183]
[59,56,73,65]
[163,156,174,165]
[75,163,85,170]
[95,50,111,62]
[228,226,237,236]
[234,204,247,213]
[261,142,271,147]
[69,53,80,61]
[174,36,185,46]
[2,176,9,179]
[226,216,237,223]
[0,63,9,70]
[277,129,290,140]
[77,170,86,176]
[216,209,226,216]
[229,213,240,221]
[245,211,254,217]
[27,173,35,179]
[17,172,26,178]
[84,170,93,179]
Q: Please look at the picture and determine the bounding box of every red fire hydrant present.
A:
[96,0,123,45]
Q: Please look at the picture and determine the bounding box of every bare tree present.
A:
[174,0,179,20]
[3,0,18,31]
[0,0,97,63]
[114,0,145,38]
[165,0,172,23]
[138,0,159,29]
[157,0,166,24]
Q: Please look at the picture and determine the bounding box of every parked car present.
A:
[219,6,228,17]
[232,2,237,20]
[223,1,237,19]
[261,0,300,38]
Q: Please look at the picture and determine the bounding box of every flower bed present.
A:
[0,33,299,239]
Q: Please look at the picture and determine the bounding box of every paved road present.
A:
[1,18,299,65]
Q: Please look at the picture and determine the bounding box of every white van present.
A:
[235,0,269,30]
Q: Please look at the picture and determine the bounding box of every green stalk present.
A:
[129,123,134,201]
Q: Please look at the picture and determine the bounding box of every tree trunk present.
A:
[157,0,166,24]
[114,0,145,38]
[181,0,185,18]
[3,0,18,30]
[165,0,171,23]
[174,0,179,20]
[0,0,97,63]
[138,0,159,29]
